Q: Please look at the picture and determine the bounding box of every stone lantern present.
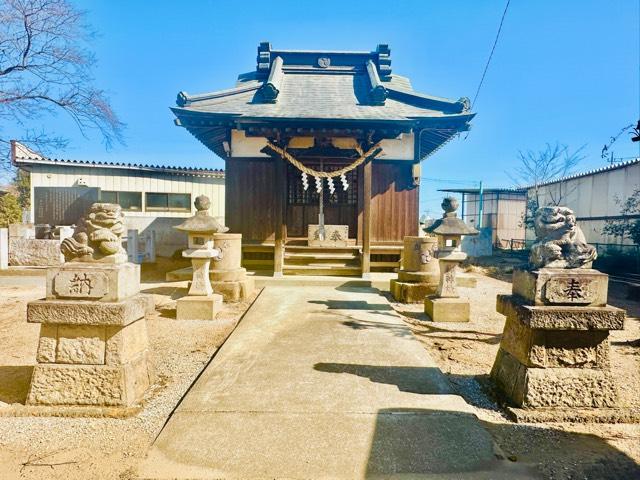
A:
[173,195,227,320]
[424,197,478,322]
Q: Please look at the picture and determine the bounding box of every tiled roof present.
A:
[11,141,224,178]
[175,73,472,122]
[172,43,475,161]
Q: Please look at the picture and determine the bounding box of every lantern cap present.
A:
[174,195,229,234]
[424,196,479,236]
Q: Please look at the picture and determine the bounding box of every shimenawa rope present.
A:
[265,141,383,178]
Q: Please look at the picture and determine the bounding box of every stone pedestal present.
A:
[423,253,472,323]
[210,233,255,302]
[424,295,470,322]
[26,262,155,407]
[177,249,223,321]
[491,268,625,418]
[390,236,439,303]
[177,295,223,321]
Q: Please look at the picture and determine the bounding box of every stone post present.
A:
[490,206,628,422]
[146,230,156,263]
[127,229,139,264]
[0,228,8,270]
[390,236,439,303]
[26,203,154,407]
[210,232,255,302]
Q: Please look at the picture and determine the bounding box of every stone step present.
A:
[285,252,358,260]
[285,245,361,254]
[283,265,362,276]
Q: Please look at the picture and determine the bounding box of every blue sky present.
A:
[9,0,640,218]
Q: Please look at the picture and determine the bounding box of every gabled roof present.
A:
[11,141,225,178]
[172,43,475,159]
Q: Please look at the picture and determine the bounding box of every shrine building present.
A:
[172,43,474,277]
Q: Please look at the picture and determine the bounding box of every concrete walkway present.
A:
[139,286,538,479]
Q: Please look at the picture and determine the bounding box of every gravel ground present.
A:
[390,270,640,480]
[1,266,638,480]
[0,277,258,480]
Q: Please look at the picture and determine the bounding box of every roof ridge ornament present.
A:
[376,44,392,80]
[257,41,272,74]
[259,56,284,103]
[366,59,387,105]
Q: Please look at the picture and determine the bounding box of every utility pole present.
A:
[477,181,484,228]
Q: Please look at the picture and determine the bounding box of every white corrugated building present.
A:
[525,158,640,246]
[11,141,225,256]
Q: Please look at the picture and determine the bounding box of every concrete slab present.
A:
[139,286,538,479]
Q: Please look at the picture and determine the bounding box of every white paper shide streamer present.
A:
[340,173,349,191]
[314,176,322,193]
[327,177,335,195]
[301,172,309,191]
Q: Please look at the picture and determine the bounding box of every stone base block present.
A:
[46,262,140,302]
[390,280,436,303]
[512,268,608,307]
[36,318,150,366]
[26,352,154,407]
[397,270,438,284]
[498,310,611,369]
[176,294,223,321]
[496,294,625,330]
[424,296,470,322]
[491,348,618,408]
[28,293,150,326]
[210,267,247,282]
[308,224,349,247]
[211,277,255,302]
[505,406,640,424]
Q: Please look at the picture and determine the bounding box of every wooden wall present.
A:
[225,158,276,242]
[359,161,418,243]
[227,158,418,244]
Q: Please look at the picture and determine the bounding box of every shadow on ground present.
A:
[362,403,640,479]
[314,363,452,395]
[408,320,502,346]
[339,317,413,338]
[309,299,393,311]
[480,419,640,480]
[141,286,186,319]
[0,365,33,404]
[334,282,380,293]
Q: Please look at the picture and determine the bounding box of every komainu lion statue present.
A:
[529,206,597,269]
[61,203,127,263]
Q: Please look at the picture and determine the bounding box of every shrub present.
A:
[0,193,23,228]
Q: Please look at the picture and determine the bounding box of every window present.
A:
[145,193,191,212]
[99,191,142,211]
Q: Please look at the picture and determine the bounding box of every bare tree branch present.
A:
[0,0,124,172]
[507,142,586,229]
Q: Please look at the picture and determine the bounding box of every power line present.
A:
[421,176,480,186]
[471,0,511,109]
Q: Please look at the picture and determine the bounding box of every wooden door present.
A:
[285,162,358,238]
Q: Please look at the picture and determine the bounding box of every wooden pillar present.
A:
[361,158,372,279]
[273,156,286,277]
